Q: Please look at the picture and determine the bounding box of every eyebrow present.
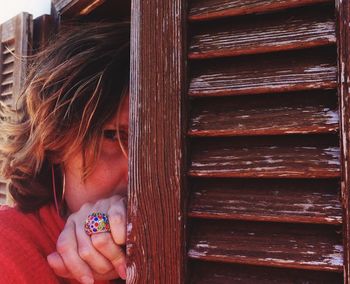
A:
[118,125,128,132]
[104,124,128,131]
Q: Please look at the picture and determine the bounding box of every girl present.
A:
[0,22,129,283]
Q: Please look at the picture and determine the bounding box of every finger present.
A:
[47,252,119,282]
[56,219,94,284]
[47,252,71,278]
[93,268,119,280]
[91,233,127,279]
[76,220,114,275]
[108,198,126,245]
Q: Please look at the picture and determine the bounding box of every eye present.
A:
[103,130,117,141]
[118,129,128,143]
[103,129,128,144]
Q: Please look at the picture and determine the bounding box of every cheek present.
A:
[86,151,128,193]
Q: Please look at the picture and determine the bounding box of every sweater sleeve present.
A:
[0,206,62,284]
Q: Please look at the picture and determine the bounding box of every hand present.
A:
[47,195,127,284]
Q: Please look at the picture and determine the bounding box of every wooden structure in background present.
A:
[0,13,33,204]
[1,0,350,282]
[186,0,345,283]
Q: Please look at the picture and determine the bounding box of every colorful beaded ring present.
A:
[84,212,111,236]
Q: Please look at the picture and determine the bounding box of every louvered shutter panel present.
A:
[187,0,347,282]
[0,13,33,204]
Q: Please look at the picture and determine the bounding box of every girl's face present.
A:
[64,97,129,213]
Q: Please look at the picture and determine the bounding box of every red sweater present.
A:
[0,204,117,284]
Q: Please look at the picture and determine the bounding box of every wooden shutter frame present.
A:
[52,0,106,17]
[0,24,3,97]
[127,0,187,283]
[0,13,33,108]
[0,13,33,204]
[336,0,350,283]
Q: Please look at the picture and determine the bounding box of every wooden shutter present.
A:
[0,13,32,109]
[128,0,350,283]
[186,0,348,282]
[51,0,106,17]
[0,13,33,204]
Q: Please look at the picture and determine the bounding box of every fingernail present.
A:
[80,276,94,284]
[118,264,127,280]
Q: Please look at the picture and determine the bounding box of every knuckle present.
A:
[95,199,104,207]
[95,265,111,275]
[56,237,70,255]
[110,212,124,225]
[80,202,93,211]
[110,195,122,203]
[78,246,92,260]
[111,252,125,266]
[114,233,126,245]
[91,233,110,249]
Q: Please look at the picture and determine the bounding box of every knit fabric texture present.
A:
[0,204,111,284]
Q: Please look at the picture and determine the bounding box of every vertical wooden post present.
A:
[336,0,350,283]
[127,0,187,283]
[13,13,32,108]
[0,24,3,97]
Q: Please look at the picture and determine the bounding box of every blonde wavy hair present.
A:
[0,22,130,212]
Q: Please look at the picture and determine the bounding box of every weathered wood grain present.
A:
[188,0,333,21]
[189,47,337,97]
[189,135,340,178]
[189,178,342,224]
[0,13,33,200]
[188,220,343,271]
[189,5,335,59]
[335,0,350,282]
[52,0,106,16]
[33,15,56,50]
[0,25,2,97]
[1,91,13,98]
[1,75,13,87]
[189,90,338,136]
[2,42,14,54]
[2,62,14,76]
[128,0,187,283]
[3,53,14,65]
[189,261,343,283]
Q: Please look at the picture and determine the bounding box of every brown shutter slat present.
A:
[189,91,338,137]
[190,261,343,283]
[1,75,13,87]
[189,179,342,224]
[52,0,106,17]
[2,45,14,55]
[0,182,7,204]
[189,47,336,97]
[2,62,14,75]
[189,5,335,59]
[1,84,13,95]
[188,220,343,271]
[189,135,340,178]
[188,0,332,21]
[1,92,13,98]
[3,55,15,65]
